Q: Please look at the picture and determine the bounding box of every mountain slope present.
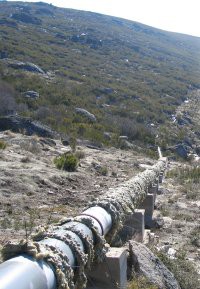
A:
[0,1,200,147]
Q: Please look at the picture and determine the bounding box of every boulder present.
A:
[39,138,56,147]
[23,90,39,99]
[119,135,128,140]
[4,59,45,74]
[0,115,58,138]
[75,108,96,123]
[175,144,189,158]
[129,241,180,289]
[61,137,70,146]
[167,143,190,159]
[120,139,134,150]
[101,87,114,94]
[103,132,112,140]
[152,216,165,229]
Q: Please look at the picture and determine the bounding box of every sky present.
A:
[8,0,200,37]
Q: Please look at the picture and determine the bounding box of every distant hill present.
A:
[0,1,200,149]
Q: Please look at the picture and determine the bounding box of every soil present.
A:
[0,131,149,246]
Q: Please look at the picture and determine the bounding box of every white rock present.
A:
[168,247,176,259]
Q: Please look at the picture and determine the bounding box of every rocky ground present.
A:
[0,130,148,246]
[154,160,200,277]
[0,130,199,285]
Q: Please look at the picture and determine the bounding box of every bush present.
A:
[0,140,7,149]
[99,166,108,176]
[54,153,78,171]
[0,81,17,116]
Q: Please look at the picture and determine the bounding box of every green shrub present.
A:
[69,136,77,153]
[99,166,108,176]
[0,140,7,149]
[54,153,78,171]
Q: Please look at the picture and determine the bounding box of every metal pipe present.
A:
[158,146,163,158]
[0,159,167,289]
[0,206,112,289]
[0,255,56,289]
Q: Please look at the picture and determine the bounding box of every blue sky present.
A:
[8,0,200,37]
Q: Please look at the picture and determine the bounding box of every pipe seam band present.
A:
[80,213,104,235]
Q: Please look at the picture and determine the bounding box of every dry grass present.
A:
[127,275,158,289]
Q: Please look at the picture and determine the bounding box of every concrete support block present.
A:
[129,209,145,242]
[159,174,163,183]
[159,170,165,183]
[118,209,145,243]
[148,183,158,203]
[139,194,154,228]
[86,247,128,289]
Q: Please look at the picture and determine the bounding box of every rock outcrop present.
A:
[129,241,180,289]
[167,143,190,159]
[75,108,96,123]
[23,90,39,99]
[3,59,45,74]
[0,115,58,138]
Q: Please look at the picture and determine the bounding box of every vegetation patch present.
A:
[0,2,200,148]
[166,166,200,200]
[54,153,78,172]
[127,275,158,289]
[167,166,200,182]
[157,250,200,289]
[0,140,7,149]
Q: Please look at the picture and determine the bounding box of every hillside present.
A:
[0,4,200,287]
[0,1,200,150]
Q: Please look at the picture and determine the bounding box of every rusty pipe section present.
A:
[0,157,167,289]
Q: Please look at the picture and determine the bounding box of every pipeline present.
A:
[158,146,163,158]
[0,156,167,289]
[158,147,163,158]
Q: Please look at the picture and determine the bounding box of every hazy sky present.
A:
[8,0,200,37]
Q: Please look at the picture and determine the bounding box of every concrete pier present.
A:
[139,194,154,228]
[86,247,128,289]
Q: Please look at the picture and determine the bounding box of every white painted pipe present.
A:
[0,206,112,289]
[0,159,167,289]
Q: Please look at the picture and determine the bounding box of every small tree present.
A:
[0,81,17,116]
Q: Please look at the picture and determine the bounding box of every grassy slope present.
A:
[0,1,200,146]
